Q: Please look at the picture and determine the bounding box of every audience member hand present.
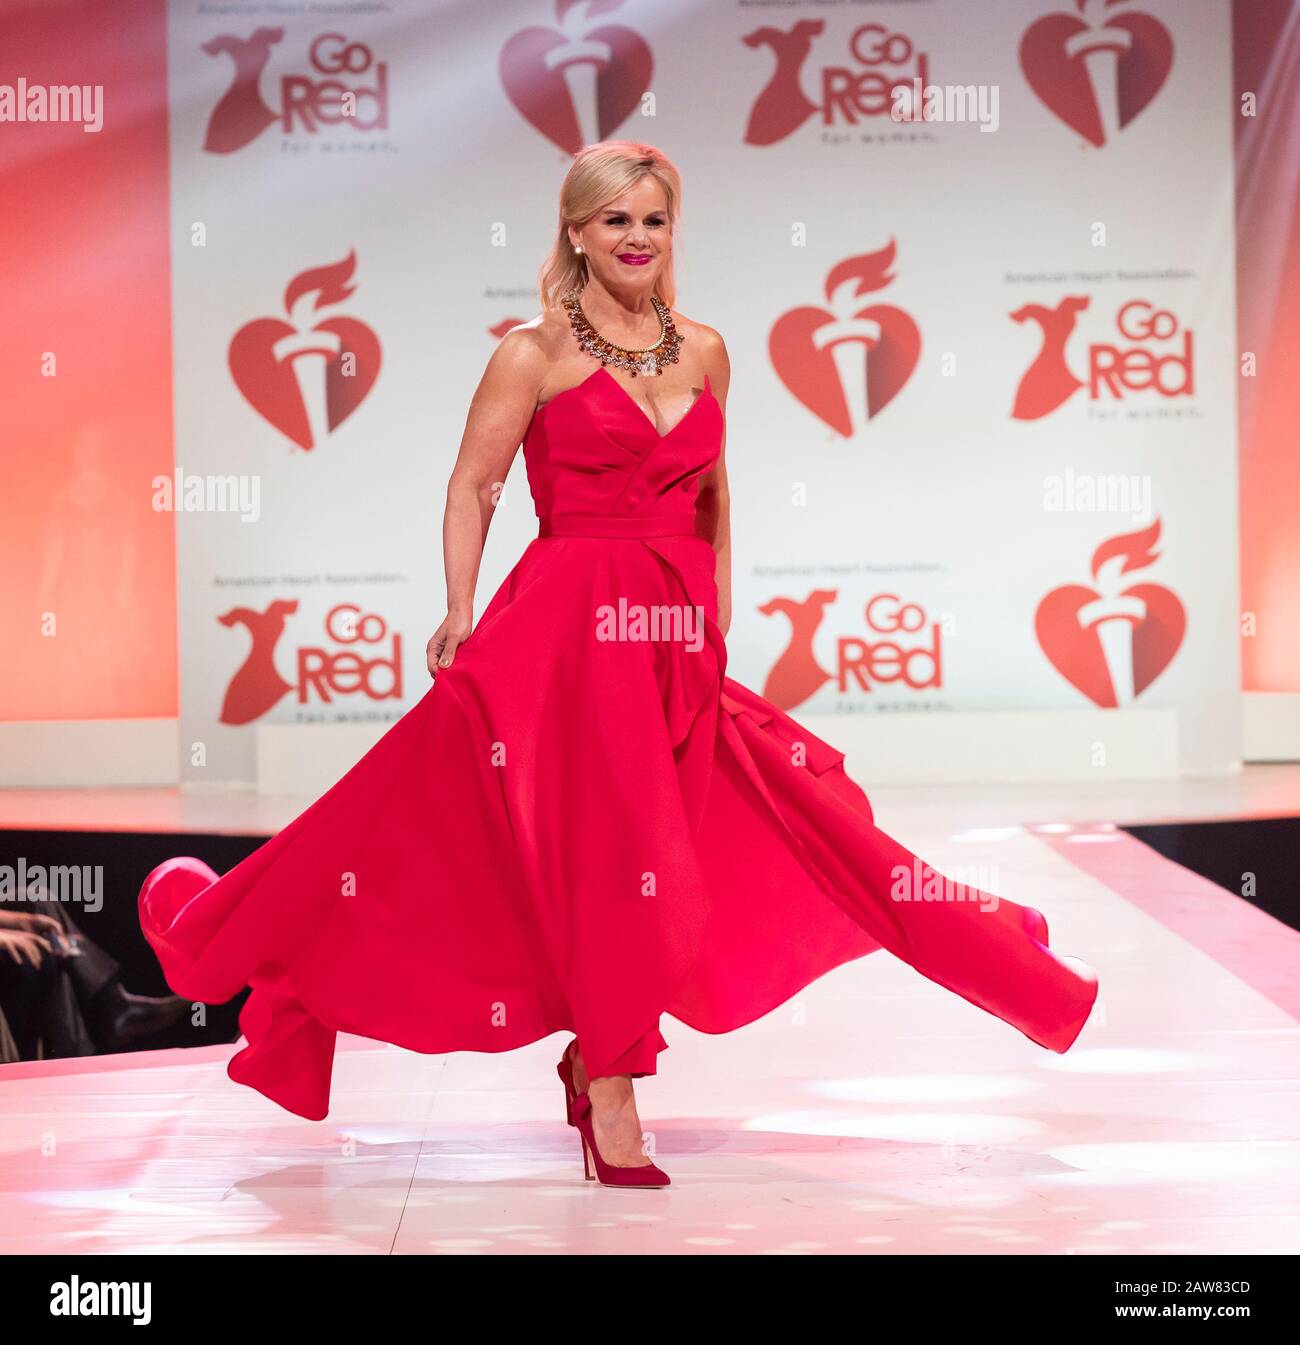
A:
[0,909,63,938]
[0,928,53,968]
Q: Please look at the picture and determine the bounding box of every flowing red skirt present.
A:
[140,529,1098,1120]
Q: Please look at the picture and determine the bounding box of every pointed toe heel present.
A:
[570,1092,670,1189]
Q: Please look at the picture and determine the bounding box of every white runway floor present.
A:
[1,768,1298,1254]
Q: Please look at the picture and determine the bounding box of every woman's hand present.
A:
[427,610,473,677]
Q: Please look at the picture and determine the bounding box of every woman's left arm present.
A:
[695,329,732,638]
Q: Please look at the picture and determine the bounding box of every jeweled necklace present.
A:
[561,287,684,378]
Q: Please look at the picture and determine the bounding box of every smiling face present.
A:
[568,174,671,295]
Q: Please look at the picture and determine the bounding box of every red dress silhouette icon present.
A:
[1011,296,1091,420]
[218,600,298,725]
[742,20,825,146]
[202,28,283,154]
[760,590,837,709]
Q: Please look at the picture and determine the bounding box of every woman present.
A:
[140,141,1098,1189]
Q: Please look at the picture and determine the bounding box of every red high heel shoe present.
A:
[556,1037,583,1127]
[571,1091,671,1188]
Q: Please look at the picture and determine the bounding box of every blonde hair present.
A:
[538,141,682,312]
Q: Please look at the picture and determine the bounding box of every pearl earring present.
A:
[574,245,583,254]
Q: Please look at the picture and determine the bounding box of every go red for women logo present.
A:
[201,29,390,154]
[218,601,403,725]
[1019,0,1174,148]
[769,242,920,438]
[229,251,381,451]
[760,590,942,712]
[500,0,652,155]
[1035,518,1185,707]
[1010,298,1194,420]
[741,18,930,145]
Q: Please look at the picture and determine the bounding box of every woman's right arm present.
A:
[427,330,546,677]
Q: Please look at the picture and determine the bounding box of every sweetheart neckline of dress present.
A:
[535,365,717,441]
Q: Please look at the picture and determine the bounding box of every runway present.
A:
[2,768,1297,1255]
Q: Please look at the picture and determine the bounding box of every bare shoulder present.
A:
[671,311,730,398]
[474,313,554,406]
[489,315,549,376]
[484,308,582,402]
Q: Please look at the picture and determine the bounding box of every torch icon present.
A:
[1074,518,1167,707]
[1036,519,1184,708]
[814,306,883,439]
[543,2,619,152]
[1064,0,1134,145]
[768,241,920,439]
[1076,556,1147,706]
[273,303,343,453]
[229,250,380,451]
[807,242,910,439]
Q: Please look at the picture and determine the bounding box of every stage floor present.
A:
[1,768,1298,1254]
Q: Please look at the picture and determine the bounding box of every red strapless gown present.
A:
[139,367,1098,1120]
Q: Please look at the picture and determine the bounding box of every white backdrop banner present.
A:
[167,0,1239,782]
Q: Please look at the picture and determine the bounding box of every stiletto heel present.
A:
[556,1036,582,1127]
[570,1092,670,1188]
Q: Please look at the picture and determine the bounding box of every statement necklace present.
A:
[561,287,684,377]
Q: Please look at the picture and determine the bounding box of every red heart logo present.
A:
[1020,7,1174,147]
[500,15,652,155]
[1035,579,1185,706]
[769,303,920,437]
[229,315,381,450]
